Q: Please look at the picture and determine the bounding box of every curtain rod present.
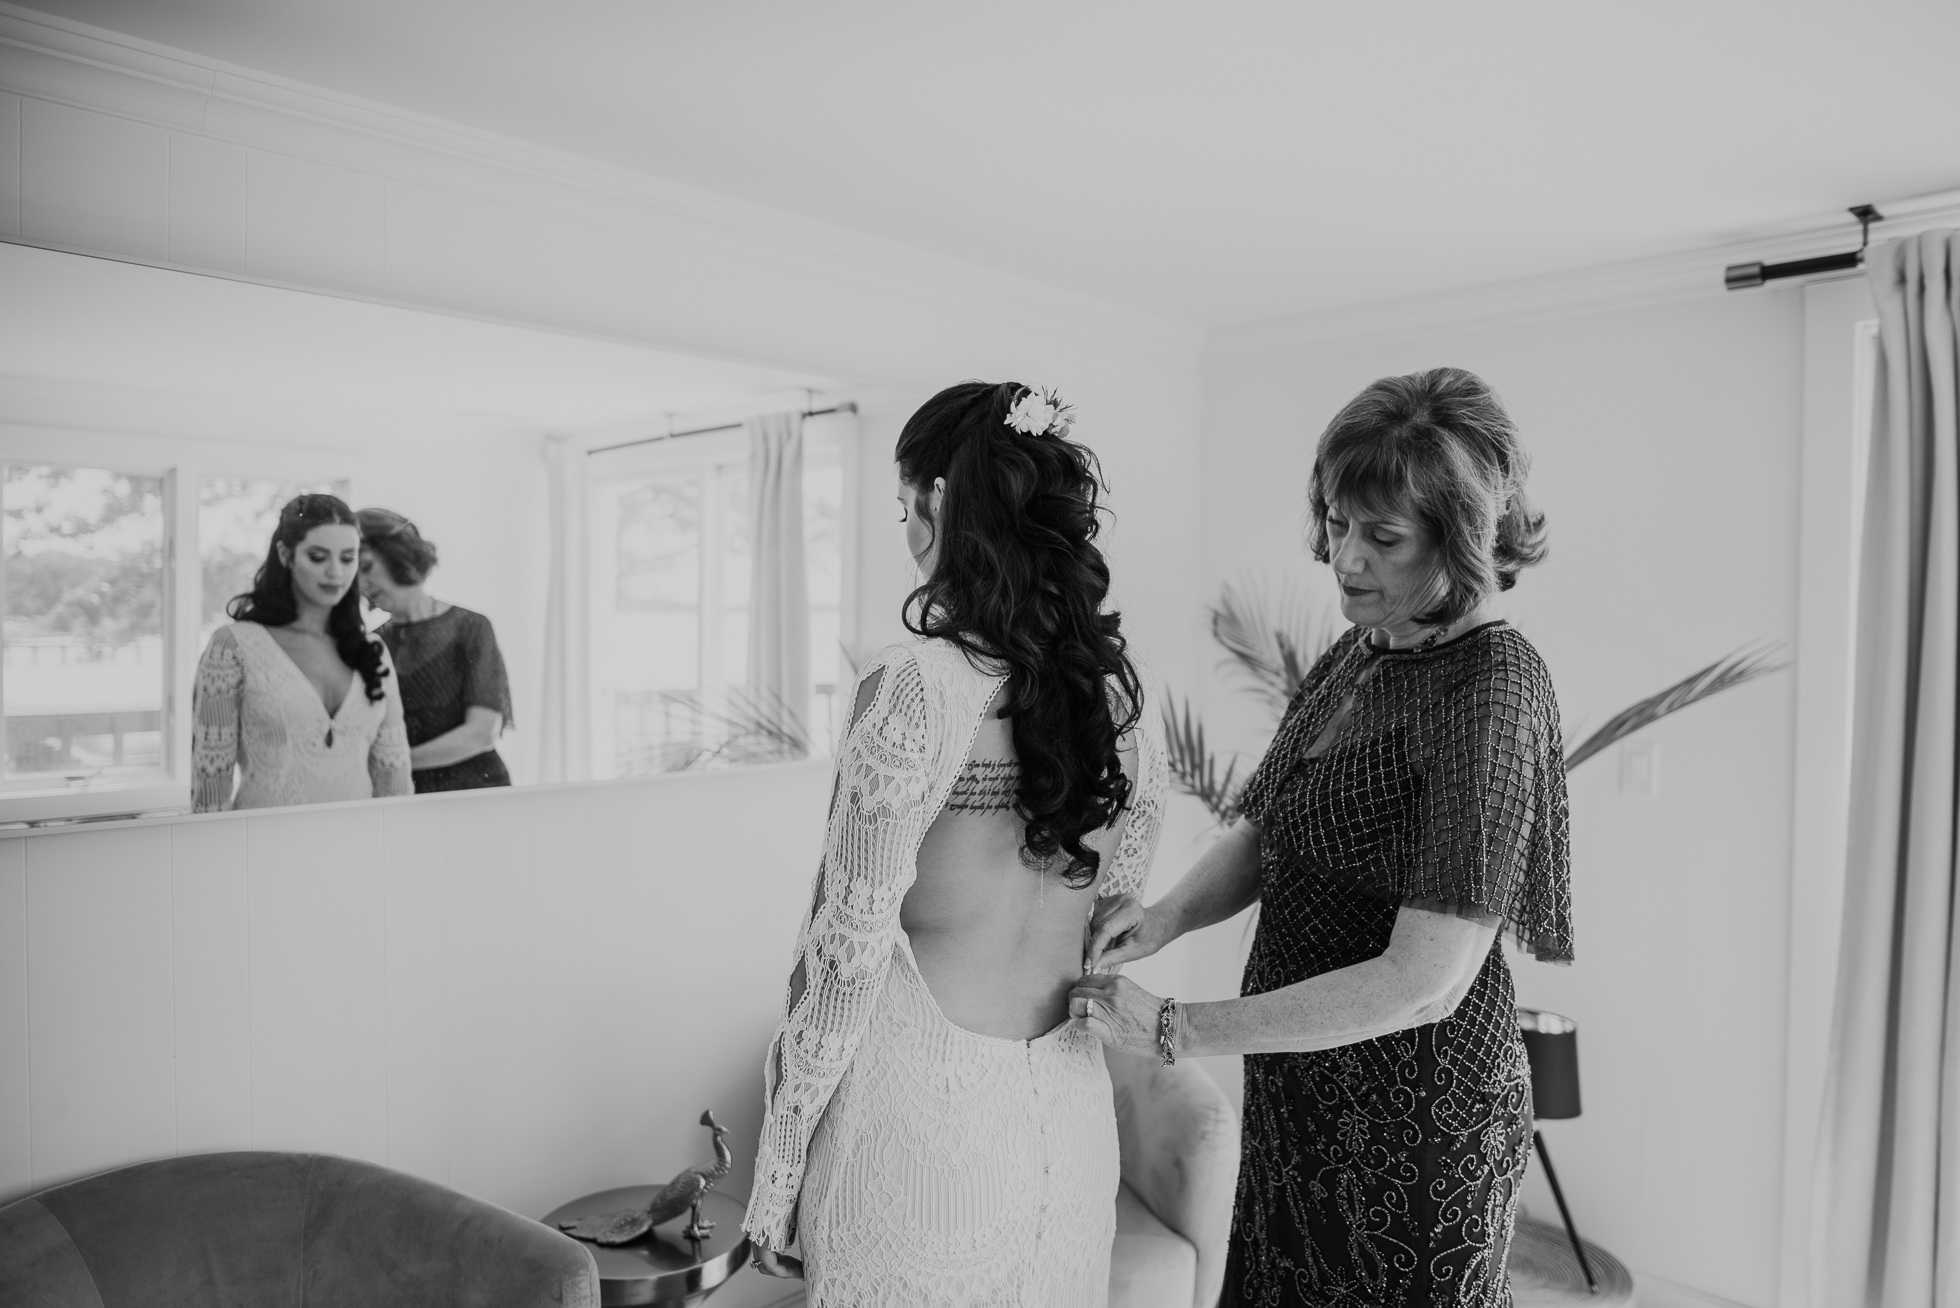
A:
[1725,204,1882,291]
[589,401,858,454]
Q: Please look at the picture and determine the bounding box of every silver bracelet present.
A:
[1157,996,1179,1066]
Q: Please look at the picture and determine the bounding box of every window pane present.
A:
[602,474,702,776]
[198,477,334,647]
[718,462,750,692]
[804,460,844,748]
[3,465,166,780]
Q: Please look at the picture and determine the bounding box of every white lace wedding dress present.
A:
[190,621,413,812]
[744,638,1166,1307]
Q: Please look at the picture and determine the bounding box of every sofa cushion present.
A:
[1110,1181,1196,1308]
[35,1152,311,1308]
[0,1199,105,1308]
[0,1153,598,1308]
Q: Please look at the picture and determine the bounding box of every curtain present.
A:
[745,412,810,750]
[539,437,590,783]
[1816,232,1960,1306]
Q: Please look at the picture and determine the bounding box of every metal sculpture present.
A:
[557,1109,735,1246]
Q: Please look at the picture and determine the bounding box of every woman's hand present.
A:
[1083,894,1171,972]
[1069,972,1164,1059]
[749,1241,804,1280]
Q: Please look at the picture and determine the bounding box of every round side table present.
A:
[543,1188,750,1307]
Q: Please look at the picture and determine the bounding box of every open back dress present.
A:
[744,638,1166,1307]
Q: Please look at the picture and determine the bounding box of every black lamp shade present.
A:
[1517,1007,1582,1120]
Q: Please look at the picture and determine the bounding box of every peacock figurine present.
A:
[557,1110,735,1246]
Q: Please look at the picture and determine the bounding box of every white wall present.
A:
[356,429,551,784]
[1196,288,1808,1307]
[0,767,830,1308]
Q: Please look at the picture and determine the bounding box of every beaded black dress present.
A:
[1225,620,1572,1308]
[376,605,514,793]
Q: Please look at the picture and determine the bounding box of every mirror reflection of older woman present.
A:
[355,509,514,793]
[1075,367,1573,1306]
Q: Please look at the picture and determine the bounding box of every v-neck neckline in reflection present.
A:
[249,623,358,722]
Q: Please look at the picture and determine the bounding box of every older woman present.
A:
[356,508,513,793]
[1077,366,1571,1307]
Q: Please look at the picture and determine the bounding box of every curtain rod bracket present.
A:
[1725,203,1885,291]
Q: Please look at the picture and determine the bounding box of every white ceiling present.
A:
[15,1,1960,327]
[0,243,838,443]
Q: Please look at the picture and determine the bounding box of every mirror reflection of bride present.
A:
[189,494,411,812]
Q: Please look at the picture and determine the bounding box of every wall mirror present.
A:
[0,240,875,826]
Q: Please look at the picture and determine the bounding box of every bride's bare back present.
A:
[901,684,1142,1040]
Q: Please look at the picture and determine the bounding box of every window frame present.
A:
[0,423,351,825]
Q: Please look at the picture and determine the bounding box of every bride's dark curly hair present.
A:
[228,493,388,703]
[897,381,1142,888]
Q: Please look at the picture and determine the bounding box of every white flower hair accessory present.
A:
[1005,386,1075,439]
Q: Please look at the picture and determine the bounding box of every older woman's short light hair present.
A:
[1307,366,1547,627]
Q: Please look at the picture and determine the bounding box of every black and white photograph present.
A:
[0,4,1954,1306]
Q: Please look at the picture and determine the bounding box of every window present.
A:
[0,446,348,823]
[3,465,168,786]
[587,422,850,779]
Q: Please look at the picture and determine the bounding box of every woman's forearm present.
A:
[1157,818,1264,940]
[409,710,502,769]
[1180,955,1440,1057]
[1177,907,1499,1057]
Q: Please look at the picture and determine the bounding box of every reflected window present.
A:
[2,465,167,783]
[588,425,847,779]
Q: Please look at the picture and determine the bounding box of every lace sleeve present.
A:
[368,642,413,798]
[1100,683,1167,901]
[191,628,244,813]
[745,650,937,1249]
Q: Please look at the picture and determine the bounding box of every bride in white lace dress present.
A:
[744,383,1166,1307]
[191,494,411,812]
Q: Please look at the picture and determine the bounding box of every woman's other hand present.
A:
[750,1243,804,1279]
[1083,894,1170,972]
[1069,972,1163,1059]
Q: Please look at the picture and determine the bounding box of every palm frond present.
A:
[1161,694,1242,827]
[612,686,814,777]
[1208,575,1341,715]
[696,685,813,768]
[1562,640,1790,772]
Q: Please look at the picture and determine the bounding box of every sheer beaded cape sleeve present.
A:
[1239,623,1573,963]
[744,643,965,1249]
[190,625,245,812]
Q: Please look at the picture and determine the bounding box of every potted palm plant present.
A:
[1163,574,1788,825]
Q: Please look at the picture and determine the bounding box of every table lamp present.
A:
[1518,1007,1597,1293]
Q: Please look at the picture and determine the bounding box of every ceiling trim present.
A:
[0,2,1202,361]
[1206,190,1960,365]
